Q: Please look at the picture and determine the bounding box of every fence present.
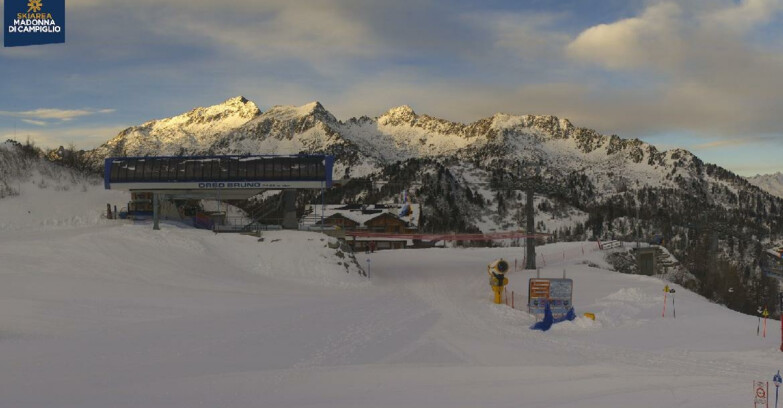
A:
[598,240,622,250]
[515,242,601,270]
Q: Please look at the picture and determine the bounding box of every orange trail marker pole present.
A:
[511,291,515,309]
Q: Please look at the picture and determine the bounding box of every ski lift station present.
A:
[104,154,334,230]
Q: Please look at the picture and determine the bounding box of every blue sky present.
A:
[2,0,783,176]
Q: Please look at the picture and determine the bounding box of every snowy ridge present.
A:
[88,96,260,159]
[747,172,783,198]
[83,96,782,236]
[86,96,740,197]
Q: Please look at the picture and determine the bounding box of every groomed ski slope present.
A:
[0,184,780,407]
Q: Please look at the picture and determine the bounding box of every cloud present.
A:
[1,125,125,150]
[464,11,571,63]
[691,134,781,150]
[20,119,47,126]
[566,2,686,71]
[164,2,377,65]
[692,139,754,149]
[559,0,783,138]
[703,0,783,33]
[0,108,114,121]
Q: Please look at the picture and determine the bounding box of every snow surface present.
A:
[0,183,781,407]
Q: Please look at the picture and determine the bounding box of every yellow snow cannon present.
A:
[488,258,510,304]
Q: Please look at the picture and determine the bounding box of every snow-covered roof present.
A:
[304,203,420,228]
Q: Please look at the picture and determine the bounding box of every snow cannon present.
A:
[487,258,510,304]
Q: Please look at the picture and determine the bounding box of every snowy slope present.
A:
[747,172,783,199]
[0,184,780,407]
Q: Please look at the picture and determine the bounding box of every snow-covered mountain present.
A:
[747,172,783,199]
[86,96,776,211]
[88,96,261,159]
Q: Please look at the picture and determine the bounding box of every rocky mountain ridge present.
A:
[85,97,710,194]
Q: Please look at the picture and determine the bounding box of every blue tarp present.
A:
[531,303,576,332]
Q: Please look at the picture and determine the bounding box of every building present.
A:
[302,203,420,251]
[763,246,783,279]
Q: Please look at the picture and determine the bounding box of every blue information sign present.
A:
[528,278,573,319]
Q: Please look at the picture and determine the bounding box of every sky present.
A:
[2,0,783,176]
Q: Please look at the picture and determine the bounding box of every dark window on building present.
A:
[237,160,248,180]
[228,159,238,180]
[149,159,161,181]
[291,160,301,179]
[159,158,172,181]
[118,161,129,182]
[126,159,139,181]
[204,160,219,181]
[316,159,325,179]
[110,161,120,182]
[175,159,185,180]
[184,161,196,180]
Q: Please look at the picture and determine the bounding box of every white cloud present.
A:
[0,108,114,121]
[703,0,783,33]
[1,125,125,150]
[559,0,783,137]
[20,119,47,126]
[566,2,686,71]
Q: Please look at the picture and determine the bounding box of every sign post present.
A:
[662,285,669,317]
[756,381,769,408]
[528,278,573,320]
[773,371,781,408]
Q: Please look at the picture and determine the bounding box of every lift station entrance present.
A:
[104,154,334,230]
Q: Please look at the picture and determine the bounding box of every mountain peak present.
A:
[300,101,328,116]
[224,95,249,104]
[175,96,261,124]
[378,105,417,126]
[259,101,336,123]
[217,96,259,115]
[386,105,416,116]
